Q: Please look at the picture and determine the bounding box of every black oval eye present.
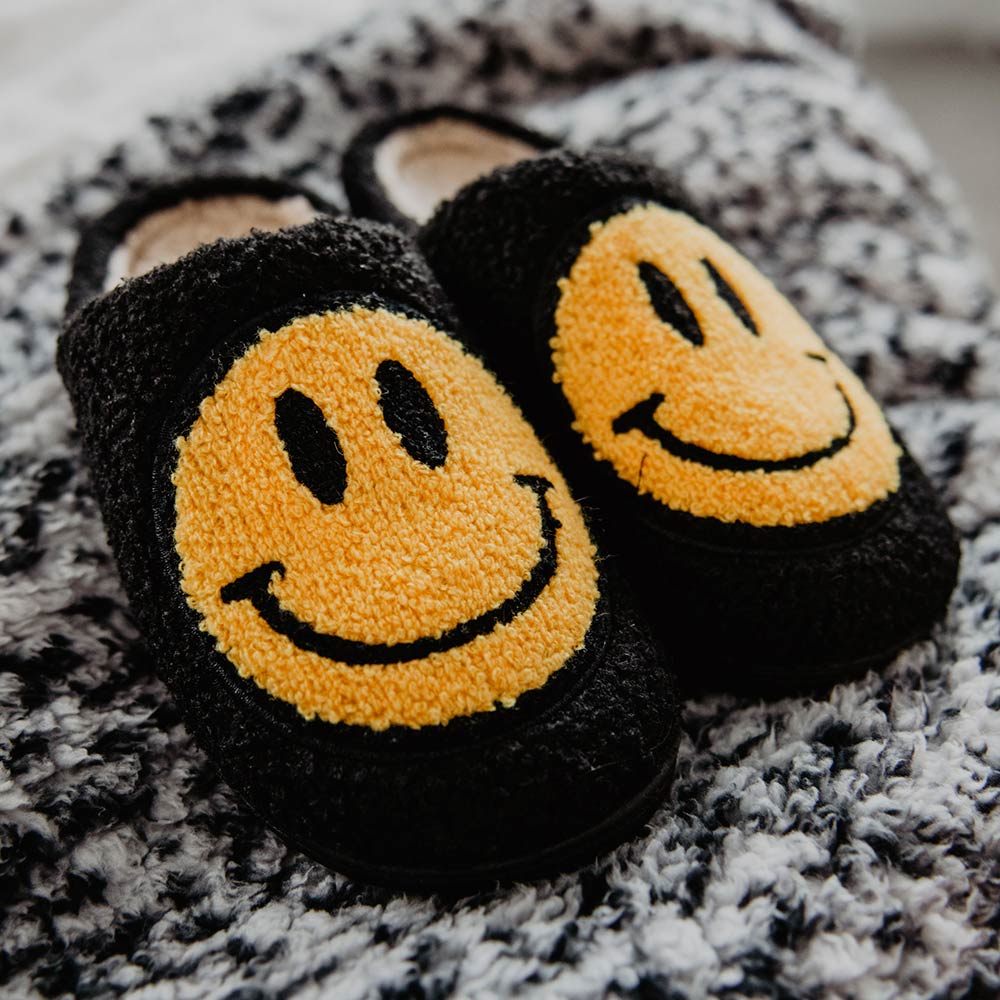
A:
[274,388,347,505]
[375,360,447,468]
[702,258,758,336]
[638,261,704,346]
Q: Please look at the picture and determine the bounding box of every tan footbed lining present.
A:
[104,193,318,289]
[373,118,539,224]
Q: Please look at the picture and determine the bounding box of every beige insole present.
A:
[104,193,318,289]
[373,118,539,224]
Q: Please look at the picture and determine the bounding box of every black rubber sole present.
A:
[251,725,681,897]
[678,623,942,701]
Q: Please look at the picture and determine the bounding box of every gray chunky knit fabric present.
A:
[1,2,998,997]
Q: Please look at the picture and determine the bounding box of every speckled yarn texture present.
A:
[1,1,999,997]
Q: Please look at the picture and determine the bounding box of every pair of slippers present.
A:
[57,107,959,892]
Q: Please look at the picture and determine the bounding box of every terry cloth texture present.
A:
[1,0,999,996]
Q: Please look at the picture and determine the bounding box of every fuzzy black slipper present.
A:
[56,175,681,892]
[343,108,961,692]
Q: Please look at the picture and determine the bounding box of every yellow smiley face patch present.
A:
[551,203,901,527]
[172,304,598,730]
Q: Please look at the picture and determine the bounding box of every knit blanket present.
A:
[1,2,998,997]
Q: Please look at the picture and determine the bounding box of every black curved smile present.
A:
[219,475,559,666]
[612,384,857,473]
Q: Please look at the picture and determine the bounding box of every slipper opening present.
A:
[104,192,318,290]
[372,116,544,225]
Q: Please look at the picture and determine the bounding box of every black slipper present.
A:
[343,107,960,692]
[57,175,681,892]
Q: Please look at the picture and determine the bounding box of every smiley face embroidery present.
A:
[172,304,598,729]
[551,203,901,527]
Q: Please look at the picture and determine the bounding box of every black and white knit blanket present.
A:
[1,2,998,997]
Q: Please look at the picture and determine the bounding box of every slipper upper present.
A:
[57,182,681,888]
[343,120,960,684]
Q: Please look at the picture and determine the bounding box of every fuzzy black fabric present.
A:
[374,359,449,468]
[371,144,963,689]
[615,447,959,690]
[418,148,697,348]
[56,206,681,889]
[342,105,557,235]
[273,387,351,504]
